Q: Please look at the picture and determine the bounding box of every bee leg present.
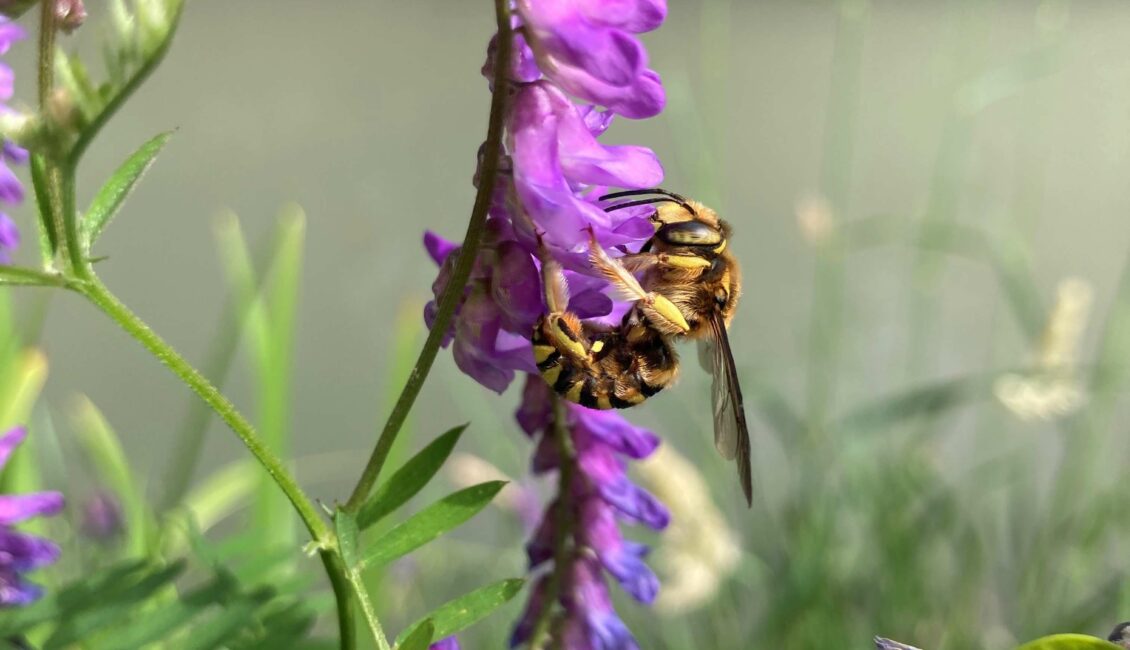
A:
[618,252,712,273]
[533,234,589,361]
[586,231,691,334]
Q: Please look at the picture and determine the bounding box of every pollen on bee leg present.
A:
[591,340,605,354]
[648,293,691,333]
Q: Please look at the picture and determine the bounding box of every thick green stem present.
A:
[76,277,328,539]
[343,0,513,513]
[528,396,576,649]
[324,550,359,650]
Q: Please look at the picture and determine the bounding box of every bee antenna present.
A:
[602,197,696,214]
[599,188,691,203]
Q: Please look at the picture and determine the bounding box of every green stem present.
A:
[73,277,329,541]
[343,0,513,513]
[37,0,56,110]
[528,395,575,650]
[0,266,69,287]
[324,550,359,650]
[344,564,392,650]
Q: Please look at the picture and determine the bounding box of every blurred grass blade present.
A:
[1089,248,1130,414]
[215,207,305,567]
[0,560,150,635]
[1015,635,1123,650]
[360,481,506,569]
[72,396,152,558]
[378,298,427,478]
[836,374,996,436]
[396,620,434,650]
[394,579,524,646]
[80,131,173,250]
[358,424,467,530]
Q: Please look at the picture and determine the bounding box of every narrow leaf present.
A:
[360,481,506,569]
[178,587,276,650]
[89,573,239,650]
[81,131,172,249]
[334,509,361,568]
[836,374,996,436]
[395,579,524,646]
[396,619,434,650]
[1015,634,1123,650]
[358,424,467,530]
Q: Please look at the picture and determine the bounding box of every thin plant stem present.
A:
[74,275,364,647]
[344,564,392,650]
[343,0,513,513]
[529,395,576,649]
[37,0,55,109]
[75,277,328,540]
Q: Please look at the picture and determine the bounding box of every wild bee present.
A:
[531,189,752,505]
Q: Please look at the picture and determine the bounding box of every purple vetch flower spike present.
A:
[0,427,64,607]
[426,0,672,644]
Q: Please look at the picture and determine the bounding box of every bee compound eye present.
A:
[657,221,723,247]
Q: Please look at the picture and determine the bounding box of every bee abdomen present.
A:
[532,316,674,411]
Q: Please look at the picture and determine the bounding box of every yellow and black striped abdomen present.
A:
[532,315,677,410]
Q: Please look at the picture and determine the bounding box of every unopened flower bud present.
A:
[55,0,86,34]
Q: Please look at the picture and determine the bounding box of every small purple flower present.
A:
[0,15,25,265]
[80,491,124,541]
[429,637,460,650]
[0,427,64,606]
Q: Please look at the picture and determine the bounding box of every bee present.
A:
[530,189,752,505]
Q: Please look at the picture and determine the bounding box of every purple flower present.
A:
[0,427,64,607]
[429,637,460,650]
[425,1,672,646]
[0,15,24,265]
[80,491,124,541]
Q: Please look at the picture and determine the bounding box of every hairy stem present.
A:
[37,0,55,109]
[529,395,576,649]
[342,0,513,513]
[324,550,359,650]
[76,277,328,539]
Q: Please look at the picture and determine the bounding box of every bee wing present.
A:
[706,313,753,506]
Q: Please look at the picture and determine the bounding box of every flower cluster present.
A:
[423,0,673,646]
[0,15,25,264]
[0,427,64,606]
[511,379,668,648]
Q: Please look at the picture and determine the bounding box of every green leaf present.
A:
[396,619,434,650]
[178,587,276,650]
[334,509,361,568]
[43,562,187,648]
[360,481,506,569]
[395,579,525,646]
[87,573,240,650]
[1015,634,1123,650]
[81,131,173,249]
[358,424,467,530]
[0,560,150,635]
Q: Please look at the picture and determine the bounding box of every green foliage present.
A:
[396,619,434,650]
[395,579,526,647]
[80,131,172,250]
[360,481,507,569]
[359,424,467,530]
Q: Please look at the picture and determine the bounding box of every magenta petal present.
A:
[577,0,667,33]
[424,231,458,266]
[549,59,666,119]
[0,491,65,525]
[429,638,461,650]
[0,426,26,470]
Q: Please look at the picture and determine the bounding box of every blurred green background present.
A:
[5,0,1130,648]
